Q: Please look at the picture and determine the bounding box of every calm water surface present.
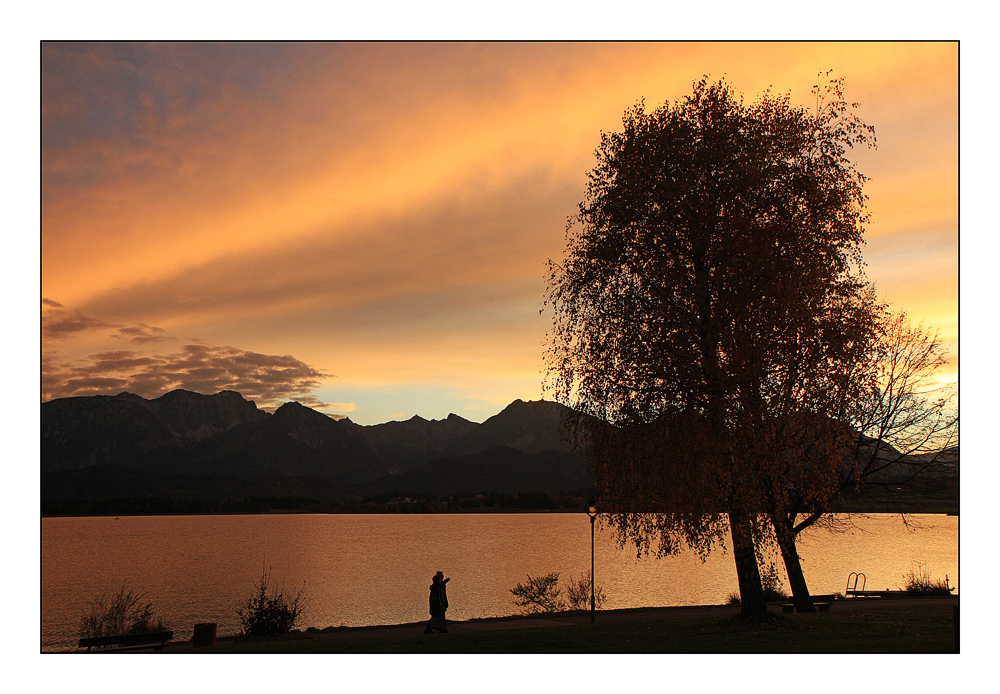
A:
[41,513,958,652]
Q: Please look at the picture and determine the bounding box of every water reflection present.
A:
[41,513,957,652]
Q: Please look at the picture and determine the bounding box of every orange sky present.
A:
[41,42,958,424]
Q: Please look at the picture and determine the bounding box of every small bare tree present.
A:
[510,572,565,614]
[510,571,607,614]
[846,311,958,505]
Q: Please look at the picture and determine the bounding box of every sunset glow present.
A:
[41,42,958,424]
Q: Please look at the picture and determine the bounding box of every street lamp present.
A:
[587,495,598,623]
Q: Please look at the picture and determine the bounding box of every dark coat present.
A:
[429,580,448,619]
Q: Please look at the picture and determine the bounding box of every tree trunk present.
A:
[693,271,767,618]
[729,510,767,618]
[773,519,816,612]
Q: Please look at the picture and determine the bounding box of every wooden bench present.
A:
[780,596,835,614]
[79,631,173,652]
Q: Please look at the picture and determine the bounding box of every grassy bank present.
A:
[199,603,958,654]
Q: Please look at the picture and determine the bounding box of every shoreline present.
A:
[72,596,960,652]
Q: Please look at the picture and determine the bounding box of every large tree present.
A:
[545,76,878,617]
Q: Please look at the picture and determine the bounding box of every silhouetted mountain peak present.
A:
[443,399,572,457]
[272,400,352,423]
[273,400,312,416]
[269,400,352,446]
[145,389,268,441]
[113,391,148,403]
[498,398,563,415]
[354,409,478,472]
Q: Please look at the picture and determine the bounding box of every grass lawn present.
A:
[200,603,958,654]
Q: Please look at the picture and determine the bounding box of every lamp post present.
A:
[587,495,598,623]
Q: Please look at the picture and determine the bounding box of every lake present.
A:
[40,512,958,652]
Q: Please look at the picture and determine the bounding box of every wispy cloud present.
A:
[42,301,175,344]
[41,305,117,340]
[112,324,175,344]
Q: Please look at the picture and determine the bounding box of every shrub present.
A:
[237,565,306,638]
[511,571,607,614]
[511,572,565,614]
[565,571,607,611]
[901,561,954,595]
[79,582,167,638]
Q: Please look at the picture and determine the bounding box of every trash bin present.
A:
[192,622,217,648]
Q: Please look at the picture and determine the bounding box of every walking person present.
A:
[424,571,450,634]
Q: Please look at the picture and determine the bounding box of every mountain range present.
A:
[40,389,956,512]
[41,390,590,506]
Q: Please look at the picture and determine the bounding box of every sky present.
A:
[40,41,959,426]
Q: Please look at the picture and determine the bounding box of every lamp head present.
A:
[587,495,597,517]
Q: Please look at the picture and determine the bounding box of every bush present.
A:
[511,572,565,613]
[511,571,607,614]
[79,582,167,638]
[901,561,954,595]
[237,565,306,638]
[565,571,607,611]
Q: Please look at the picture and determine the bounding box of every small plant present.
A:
[565,571,607,611]
[79,582,167,638]
[510,571,607,614]
[901,561,954,596]
[725,562,789,605]
[511,572,565,614]
[237,564,306,638]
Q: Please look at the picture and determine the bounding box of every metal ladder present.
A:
[846,572,866,597]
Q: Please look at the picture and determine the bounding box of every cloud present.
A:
[41,306,117,340]
[112,324,175,344]
[42,302,177,345]
[41,301,334,410]
[75,163,572,338]
[42,342,332,411]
